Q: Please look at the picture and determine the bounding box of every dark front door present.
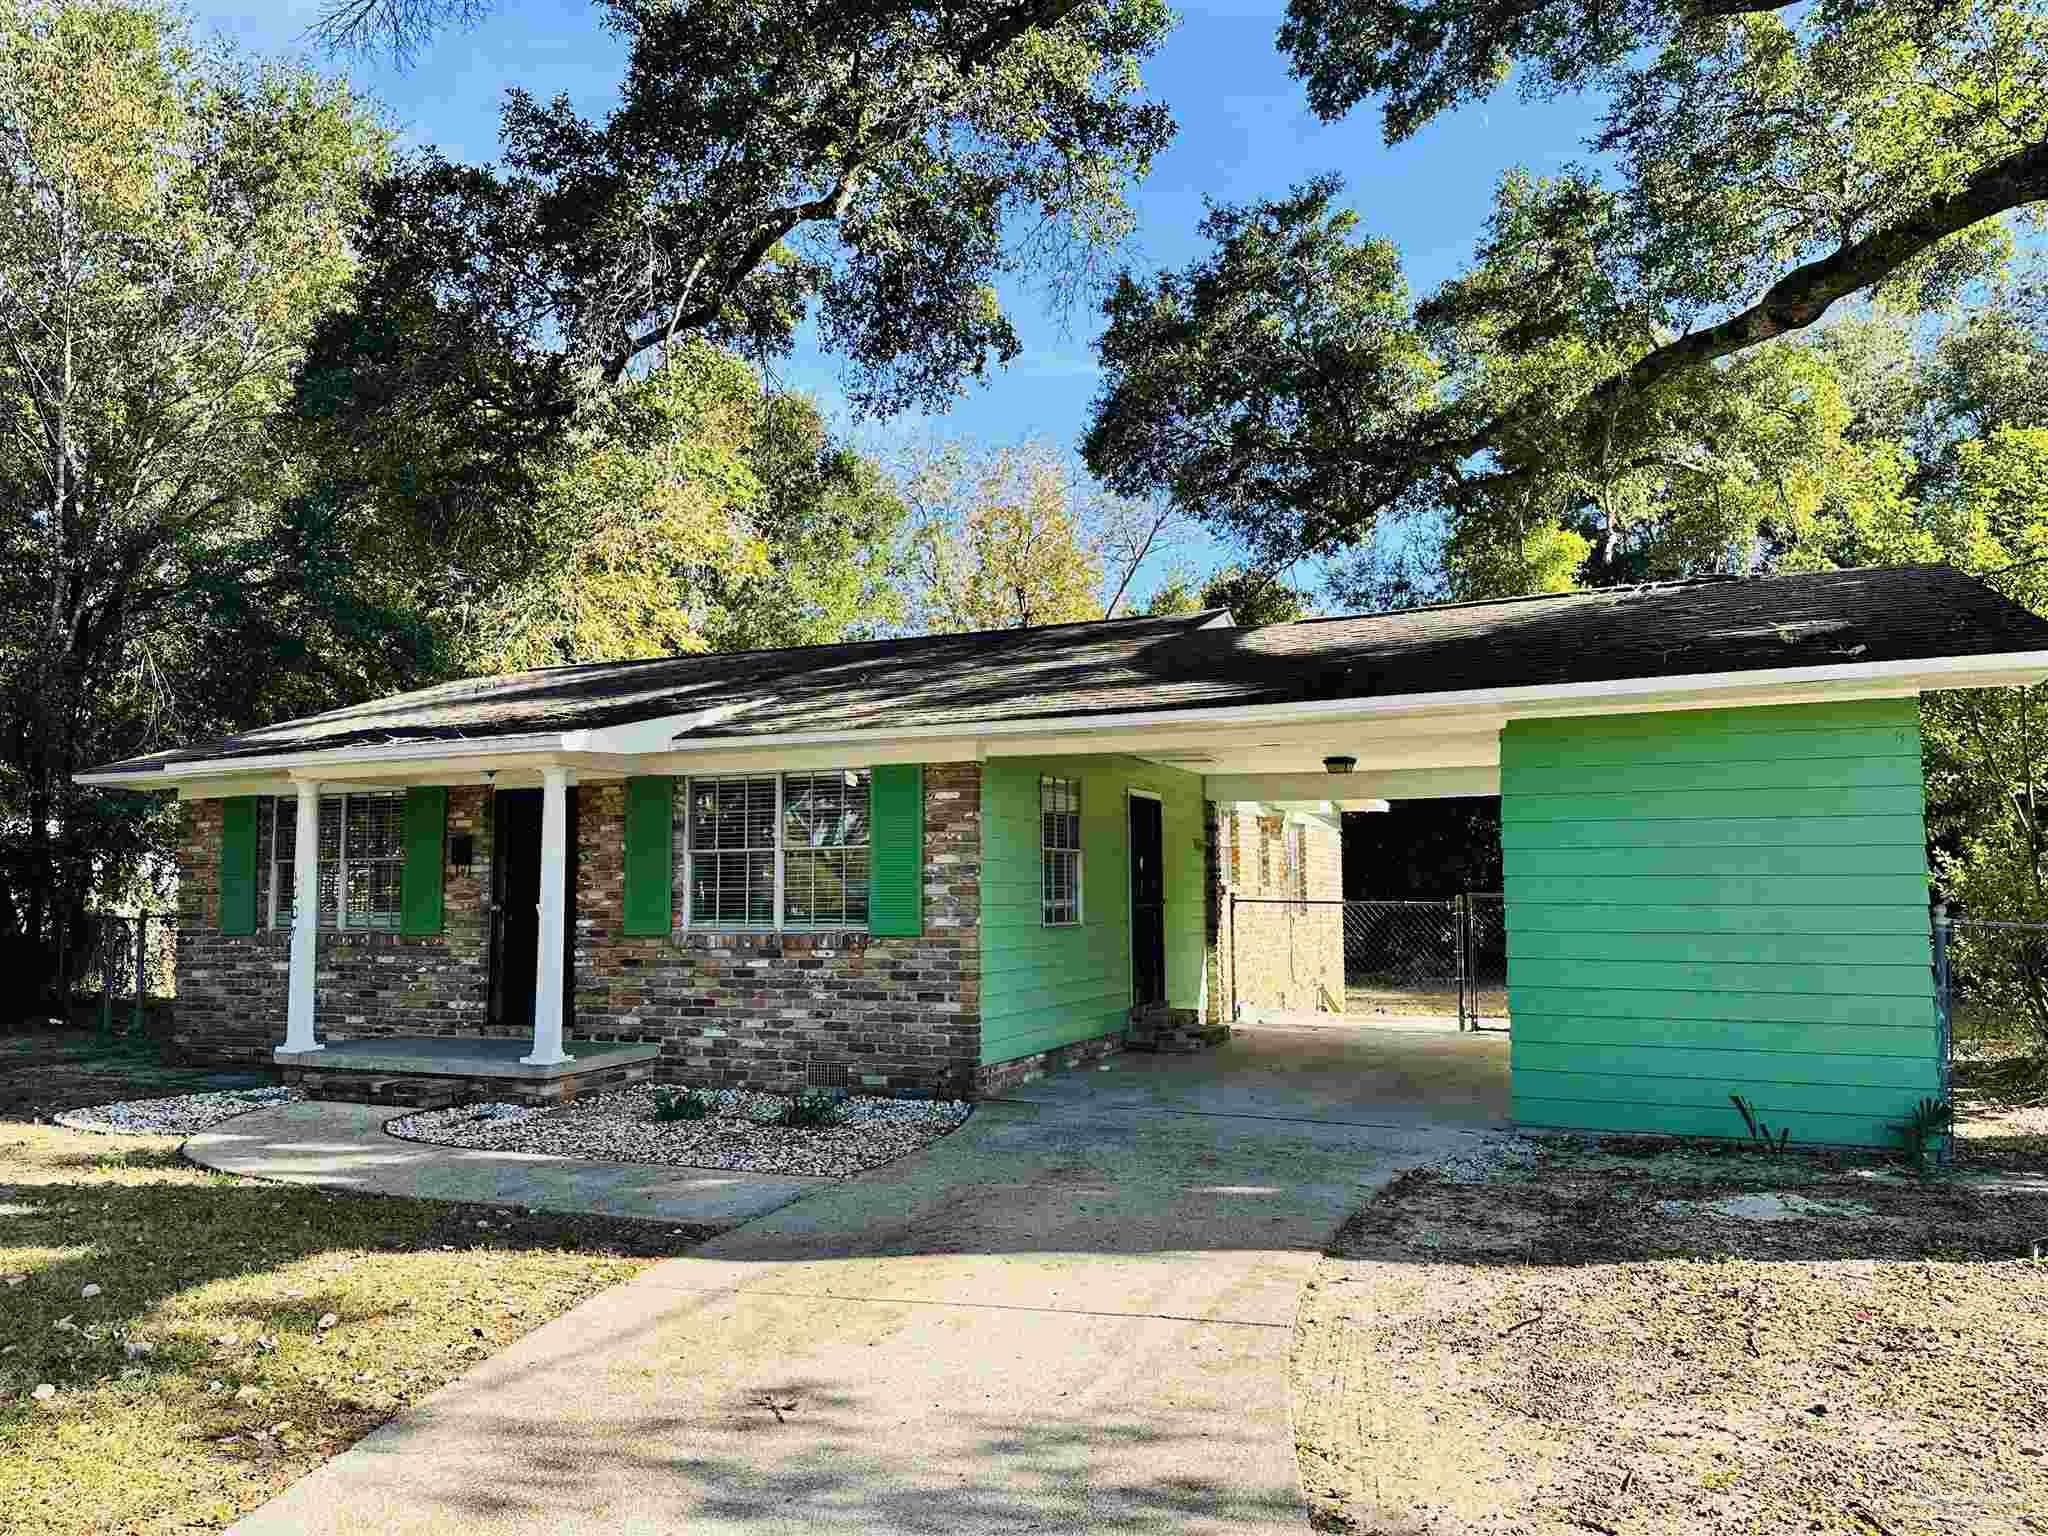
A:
[1129,794,1166,1009]
[490,789,543,1032]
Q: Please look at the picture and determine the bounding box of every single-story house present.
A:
[79,565,2048,1145]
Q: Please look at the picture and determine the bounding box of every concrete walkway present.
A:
[188,1102,826,1226]
[223,1027,1506,1535]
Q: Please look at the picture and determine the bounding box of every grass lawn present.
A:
[0,1121,720,1536]
[0,1031,268,1122]
[1292,1137,2048,1536]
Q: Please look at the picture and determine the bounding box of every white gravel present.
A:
[52,1086,298,1137]
[387,1086,972,1177]
[1431,1133,1547,1184]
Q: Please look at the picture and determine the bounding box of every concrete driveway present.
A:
[228,1025,1508,1535]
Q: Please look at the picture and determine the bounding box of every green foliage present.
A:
[314,0,1178,481]
[1729,1093,1791,1155]
[903,440,1109,631]
[1197,566,1311,626]
[650,1087,719,1123]
[0,0,387,999]
[1084,177,1438,564]
[1897,1096,1954,1171]
[1099,3,2048,573]
[776,1091,845,1129]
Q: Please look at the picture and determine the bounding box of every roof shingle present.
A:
[84,565,2048,777]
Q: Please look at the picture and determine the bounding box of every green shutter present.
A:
[868,764,924,937]
[622,776,675,937]
[219,797,258,936]
[400,787,447,936]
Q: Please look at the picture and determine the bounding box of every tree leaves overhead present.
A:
[326,0,1175,438]
[1083,178,1438,564]
[0,0,387,968]
[1082,0,2045,578]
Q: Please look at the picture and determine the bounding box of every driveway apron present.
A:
[227,1030,1496,1534]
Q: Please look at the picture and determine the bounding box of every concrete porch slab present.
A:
[274,1036,661,1080]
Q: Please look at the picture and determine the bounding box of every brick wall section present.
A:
[571,762,983,1098]
[1210,805,1345,1018]
[171,788,495,1065]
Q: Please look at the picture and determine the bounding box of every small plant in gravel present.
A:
[1897,1096,1953,1171]
[776,1091,845,1129]
[650,1088,718,1123]
[1729,1093,1791,1154]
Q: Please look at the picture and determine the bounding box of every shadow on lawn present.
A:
[0,1146,719,1411]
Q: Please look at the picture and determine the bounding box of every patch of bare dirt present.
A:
[1292,1142,2048,1535]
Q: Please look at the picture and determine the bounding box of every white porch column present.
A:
[523,766,574,1067]
[283,780,323,1053]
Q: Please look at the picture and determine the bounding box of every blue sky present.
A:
[191,0,1607,599]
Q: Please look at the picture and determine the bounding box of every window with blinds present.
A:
[1041,775,1082,926]
[687,771,871,929]
[254,792,405,930]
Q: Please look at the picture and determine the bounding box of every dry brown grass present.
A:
[1293,1140,2048,1535]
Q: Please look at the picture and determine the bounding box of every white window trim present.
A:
[682,770,871,932]
[1041,774,1084,928]
[263,791,403,933]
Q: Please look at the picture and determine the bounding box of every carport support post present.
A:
[284,781,323,1053]
[523,766,574,1068]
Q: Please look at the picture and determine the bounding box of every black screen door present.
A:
[488,786,580,1034]
[1129,794,1166,1009]
[490,789,542,1032]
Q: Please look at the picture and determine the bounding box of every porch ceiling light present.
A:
[1322,755,1357,774]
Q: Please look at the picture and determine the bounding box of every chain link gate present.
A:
[1227,893,1510,1031]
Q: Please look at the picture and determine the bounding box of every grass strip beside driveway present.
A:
[0,1123,719,1536]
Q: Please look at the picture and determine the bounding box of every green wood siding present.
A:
[979,756,1206,1067]
[621,776,675,937]
[1501,698,1938,1149]
[868,763,924,937]
[219,796,258,936]
[399,786,448,936]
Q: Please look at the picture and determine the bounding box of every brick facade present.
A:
[570,761,983,1098]
[168,770,1344,1089]
[172,765,984,1098]
[1208,805,1345,1019]
[171,788,496,1065]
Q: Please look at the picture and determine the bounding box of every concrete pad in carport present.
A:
[997,1021,1513,1130]
[225,1037,1495,1535]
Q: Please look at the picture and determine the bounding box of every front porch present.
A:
[277,1035,662,1109]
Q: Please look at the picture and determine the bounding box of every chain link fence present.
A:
[1935,904,2048,1090]
[45,912,177,1034]
[1229,893,1508,1030]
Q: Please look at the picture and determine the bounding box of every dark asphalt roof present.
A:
[84,565,2048,778]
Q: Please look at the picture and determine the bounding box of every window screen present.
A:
[256,792,402,930]
[1041,775,1082,926]
[688,776,778,928]
[782,770,871,928]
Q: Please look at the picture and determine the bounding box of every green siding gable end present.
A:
[400,786,447,937]
[621,776,675,937]
[869,764,923,937]
[219,797,258,936]
[1500,698,1938,1151]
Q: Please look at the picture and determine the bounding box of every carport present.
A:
[1001,1016,1511,1130]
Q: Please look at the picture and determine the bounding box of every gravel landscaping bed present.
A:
[1293,1136,2048,1536]
[51,1085,298,1136]
[387,1086,972,1176]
